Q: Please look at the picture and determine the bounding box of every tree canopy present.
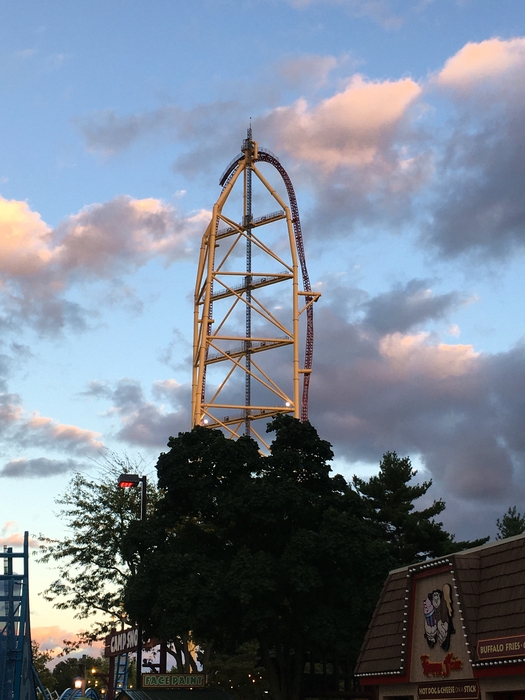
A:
[496,505,525,539]
[124,417,391,700]
[40,425,489,700]
[37,453,158,642]
[353,451,488,567]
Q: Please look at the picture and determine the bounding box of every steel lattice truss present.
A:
[192,130,319,450]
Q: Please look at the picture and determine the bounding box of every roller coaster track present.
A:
[218,146,315,422]
[192,131,319,446]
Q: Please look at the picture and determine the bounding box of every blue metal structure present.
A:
[58,688,99,700]
[0,531,37,700]
[114,652,129,693]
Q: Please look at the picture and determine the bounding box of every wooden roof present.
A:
[355,533,525,678]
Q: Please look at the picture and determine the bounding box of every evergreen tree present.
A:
[496,506,525,539]
[353,451,488,567]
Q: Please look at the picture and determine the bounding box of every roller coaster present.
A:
[0,533,102,700]
[192,128,320,449]
[1,532,49,699]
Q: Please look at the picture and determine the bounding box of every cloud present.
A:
[308,296,525,513]
[31,626,104,659]
[424,37,525,259]
[0,390,101,478]
[0,195,203,336]
[72,37,525,259]
[0,198,51,278]
[362,279,467,334]
[0,522,39,547]
[0,392,24,430]
[436,37,525,90]
[53,196,202,276]
[14,414,103,454]
[84,378,191,448]
[266,74,421,171]
[259,73,430,233]
[0,457,83,478]
[77,102,242,161]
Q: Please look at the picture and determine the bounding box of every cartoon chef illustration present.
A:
[423,583,454,650]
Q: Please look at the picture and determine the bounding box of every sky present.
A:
[2,0,525,656]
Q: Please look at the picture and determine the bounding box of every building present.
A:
[355,533,525,700]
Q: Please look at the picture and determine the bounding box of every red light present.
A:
[118,473,140,488]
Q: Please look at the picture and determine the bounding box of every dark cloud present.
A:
[86,378,191,449]
[424,110,525,260]
[307,300,525,513]
[0,457,81,478]
[362,279,465,334]
[423,39,525,260]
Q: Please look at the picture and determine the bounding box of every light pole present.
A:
[118,473,147,689]
[118,473,147,521]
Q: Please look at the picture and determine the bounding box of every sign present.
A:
[142,674,205,688]
[418,681,479,700]
[421,653,463,678]
[477,634,525,661]
[104,627,139,657]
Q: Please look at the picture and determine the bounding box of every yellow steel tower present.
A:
[192,129,319,450]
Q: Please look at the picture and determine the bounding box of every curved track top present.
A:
[192,130,319,450]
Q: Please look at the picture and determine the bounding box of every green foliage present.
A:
[124,416,391,700]
[51,654,109,695]
[496,506,525,539]
[353,451,488,567]
[32,641,56,691]
[37,452,158,642]
[204,640,270,700]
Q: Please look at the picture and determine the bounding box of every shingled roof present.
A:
[355,533,525,678]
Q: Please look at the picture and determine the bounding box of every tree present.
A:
[51,654,111,695]
[124,417,391,700]
[353,451,488,567]
[204,640,270,700]
[37,453,158,642]
[496,506,525,539]
[32,641,56,692]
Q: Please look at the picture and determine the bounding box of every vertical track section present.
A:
[255,150,315,422]
[243,130,253,436]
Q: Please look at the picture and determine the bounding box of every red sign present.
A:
[421,653,463,678]
[477,634,525,661]
[418,681,479,700]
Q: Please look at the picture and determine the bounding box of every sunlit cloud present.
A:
[266,75,422,171]
[0,522,39,547]
[436,37,525,89]
[0,195,203,336]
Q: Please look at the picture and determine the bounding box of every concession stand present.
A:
[355,533,525,700]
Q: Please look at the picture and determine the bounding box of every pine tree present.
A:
[496,506,525,539]
[353,451,488,567]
